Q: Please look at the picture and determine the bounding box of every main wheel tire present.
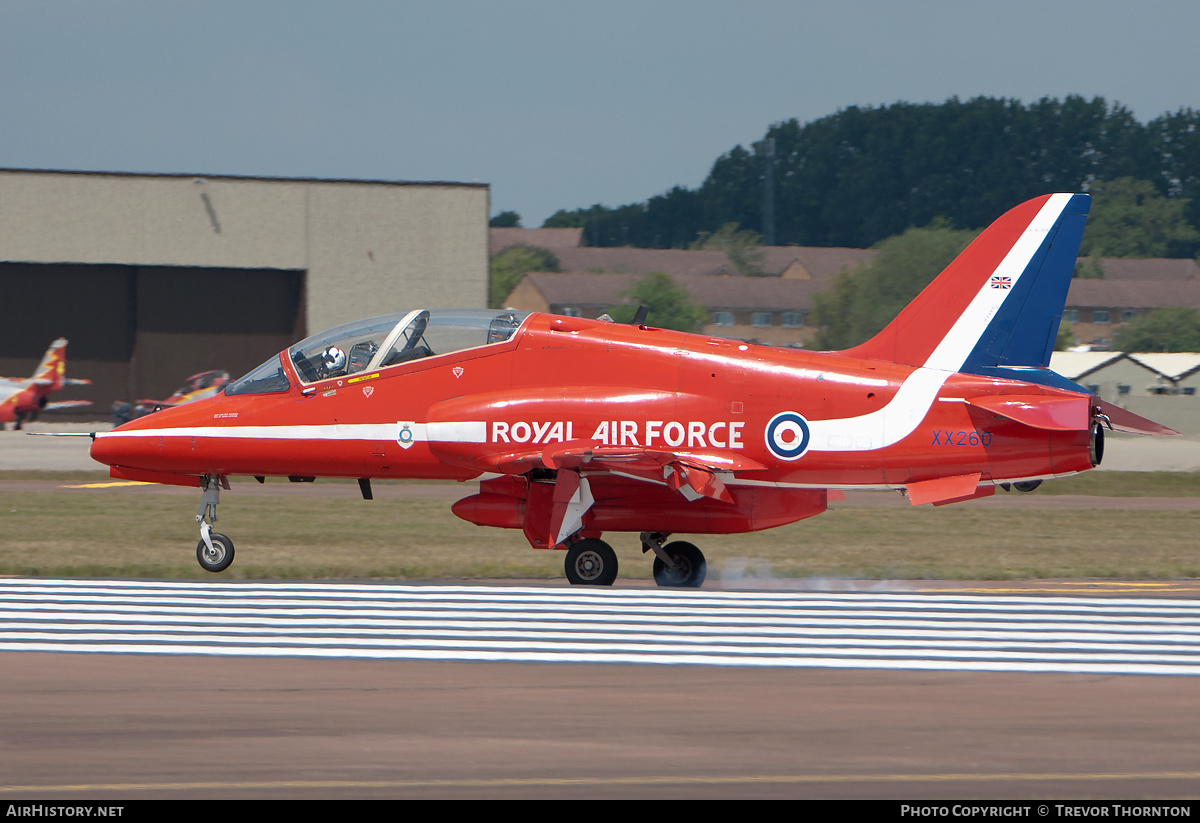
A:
[652,541,706,588]
[196,532,235,573]
[565,539,618,586]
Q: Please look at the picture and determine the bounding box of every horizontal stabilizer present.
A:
[966,394,1090,431]
[43,400,93,411]
[1095,400,1181,436]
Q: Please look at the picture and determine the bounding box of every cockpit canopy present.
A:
[226,308,529,396]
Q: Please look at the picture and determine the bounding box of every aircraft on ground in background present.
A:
[1,338,91,430]
[88,193,1177,585]
[113,370,231,425]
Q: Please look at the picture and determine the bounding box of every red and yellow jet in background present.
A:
[1,338,91,430]
[89,193,1177,585]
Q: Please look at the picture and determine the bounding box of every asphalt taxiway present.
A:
[2,650,1198,799]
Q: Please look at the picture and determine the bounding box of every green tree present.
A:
[1056,318,1077,351]
[1149,107,1200,252]
[811,222,979,349]
[543,95,1182,251]
[489,245,559,308]
[604,272,708,333]
[1113,307,1200,352]
[689,222,765,276]
[489,211,521,228]
[1080,178,1200,258]
[1073,253,1105,279]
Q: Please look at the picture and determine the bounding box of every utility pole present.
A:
[763,137,776,246]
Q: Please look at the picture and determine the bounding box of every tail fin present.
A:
[844,193,1090,377]
[31,338,69,390]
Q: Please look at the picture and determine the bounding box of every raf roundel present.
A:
[397,422,415,449]
[765,411,811,461]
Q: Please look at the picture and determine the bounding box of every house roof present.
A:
[514,271,823,312]
[675,274,824,311]
[1065,278,1200,310]
[517,272,639,307]
[1048,351,1200,382]
[1089,257,1200,281]
[489,227,584,255]
[551,247,737,278]
[761,246,879,279]
[1048,351,1129,379]
[1126,353,1200,380]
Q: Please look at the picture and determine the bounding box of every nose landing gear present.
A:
[196,475,235,573]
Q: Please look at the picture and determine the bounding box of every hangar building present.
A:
[0,169,488,417]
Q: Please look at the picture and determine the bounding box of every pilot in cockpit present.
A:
[320,346,348,379]
[320,341,380,379]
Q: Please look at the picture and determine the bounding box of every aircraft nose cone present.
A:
[89,399,215,473]
[89,431,128,467]
[90,427,154,469]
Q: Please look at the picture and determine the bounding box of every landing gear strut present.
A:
[195,475,235,573]
[641,532,707,588]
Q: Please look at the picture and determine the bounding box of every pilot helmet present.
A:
[322,346,347,373]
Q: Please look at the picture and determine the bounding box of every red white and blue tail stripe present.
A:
[845,193,1090,385]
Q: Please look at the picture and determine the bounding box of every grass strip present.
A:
[1,483,1197,581]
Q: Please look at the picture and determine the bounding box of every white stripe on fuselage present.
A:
[807,367,948,452]
[95,421,487,443]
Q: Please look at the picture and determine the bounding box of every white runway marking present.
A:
[1,579,1199,675]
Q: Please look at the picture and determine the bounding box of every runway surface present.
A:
[4,578,1200,799]
[3,578,1200,676]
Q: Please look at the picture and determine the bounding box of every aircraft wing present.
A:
[476,442,767,503]
[43,400,93,411]
[546,444,770,503]
[0,382,22,404]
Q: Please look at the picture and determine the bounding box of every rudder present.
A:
[843,194,1091,375]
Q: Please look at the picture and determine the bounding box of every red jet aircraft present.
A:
[89,193,1176,585]
[1,338,91,430]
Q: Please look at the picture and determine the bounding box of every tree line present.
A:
[539,96,1200,257]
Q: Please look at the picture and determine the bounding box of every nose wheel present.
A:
[196,531,235,573]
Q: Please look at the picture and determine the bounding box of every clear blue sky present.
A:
[2,1,1198,227]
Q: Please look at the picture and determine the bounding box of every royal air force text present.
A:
[491,420,745,449]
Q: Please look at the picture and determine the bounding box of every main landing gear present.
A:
[195,475,235,573]
[565,539,619,586]
[560,532,707,588]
